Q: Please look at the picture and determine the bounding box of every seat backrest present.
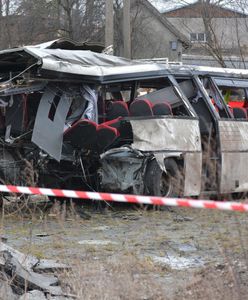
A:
[63,119,98,150]
[101,117,133,145]
[130,99,153,116]
[233,107,247,119]
[106,101,129,121]
[97,124,119,153]
[152,102,172,116]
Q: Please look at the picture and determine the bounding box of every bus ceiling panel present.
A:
[136,85,180,106]
[178,80,196,99]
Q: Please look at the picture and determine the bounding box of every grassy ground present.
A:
[1,200,248,299]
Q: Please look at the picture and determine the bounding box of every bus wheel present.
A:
[145,158,182,197]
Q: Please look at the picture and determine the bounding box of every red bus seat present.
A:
[130,99,153,116]
[97,124,120,152]
[152,102,172,116]
[63,119,98,150]
[106,101,129,121]
[232,107,247,119]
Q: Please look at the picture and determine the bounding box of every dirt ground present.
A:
[1,199,248,300]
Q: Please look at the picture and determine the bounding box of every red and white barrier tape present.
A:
[0,184,248,212]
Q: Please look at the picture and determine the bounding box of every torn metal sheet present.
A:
[31,86,72,161]
[184,152,202,196]
[34,259,70,273]
[0,242,38,270]
[0,81,47,97]
[100,147,146,194]
[2,251,62,296]
[130,118,202,196]
[153,152,182,173]
[0,242,69,298]
[0,45,171,83]
[130,118,201,152]
[19,290,47,300]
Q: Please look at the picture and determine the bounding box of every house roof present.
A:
[132,0,190,47]
[163,0,248,18]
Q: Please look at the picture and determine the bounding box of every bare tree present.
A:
[161,0,248,68]
[53,0,104,41]
[0,0,105,49]
[0,0,20,48]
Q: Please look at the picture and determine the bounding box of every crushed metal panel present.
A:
[100,147,146,194]
[219,120,248,152]
[130,118,201,152]
[130,118,202,196]
[219,120,248,193]
[24,47,169,80]
[154,152,182,172]
[184,152,202,196]
[32,86,72,161]
[221,153,248,193]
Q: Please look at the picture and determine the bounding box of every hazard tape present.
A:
[0,184,248,212]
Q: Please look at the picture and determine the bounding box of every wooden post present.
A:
[105,0,114,48]
[123,0,131,58]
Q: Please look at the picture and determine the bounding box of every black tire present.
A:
[144,158,182,197]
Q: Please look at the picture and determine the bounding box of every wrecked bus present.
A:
[0,41,247,199]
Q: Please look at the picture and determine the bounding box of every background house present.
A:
[115,0,190,61]
[163,0,248,67]
[0,0,189,63]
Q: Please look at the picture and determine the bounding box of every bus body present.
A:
[0,41,247,198]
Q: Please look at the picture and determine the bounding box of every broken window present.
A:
[202,77,230,119]
[135,77,191,117]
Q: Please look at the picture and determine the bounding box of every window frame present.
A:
[190,32,207,43]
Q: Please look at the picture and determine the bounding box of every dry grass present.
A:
[1,200,248,299]
[177,265,244,300]
[60,253,168,300]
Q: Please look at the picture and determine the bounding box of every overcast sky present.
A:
[149,0,248,13]
[149,0,194,13]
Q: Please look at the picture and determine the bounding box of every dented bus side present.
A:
[0,43,247,198]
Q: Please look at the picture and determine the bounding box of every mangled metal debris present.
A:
[0,242,71,299]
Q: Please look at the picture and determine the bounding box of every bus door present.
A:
[212,77,248,194]
[131,76,202,197]
[176,75,222,194]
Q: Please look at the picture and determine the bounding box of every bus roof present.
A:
[0,42,248,83]
[0,45,170,83]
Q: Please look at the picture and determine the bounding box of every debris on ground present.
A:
[0,242,71,300]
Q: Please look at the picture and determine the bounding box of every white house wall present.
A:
[130,6,183,60]
[167,17,248,54]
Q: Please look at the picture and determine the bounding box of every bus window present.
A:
[213,77,248,115]
[176,78,215,135]
[202,77,230,119]
[135,77,192,117]
[219,87,247,108]
[100,82,134,122]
